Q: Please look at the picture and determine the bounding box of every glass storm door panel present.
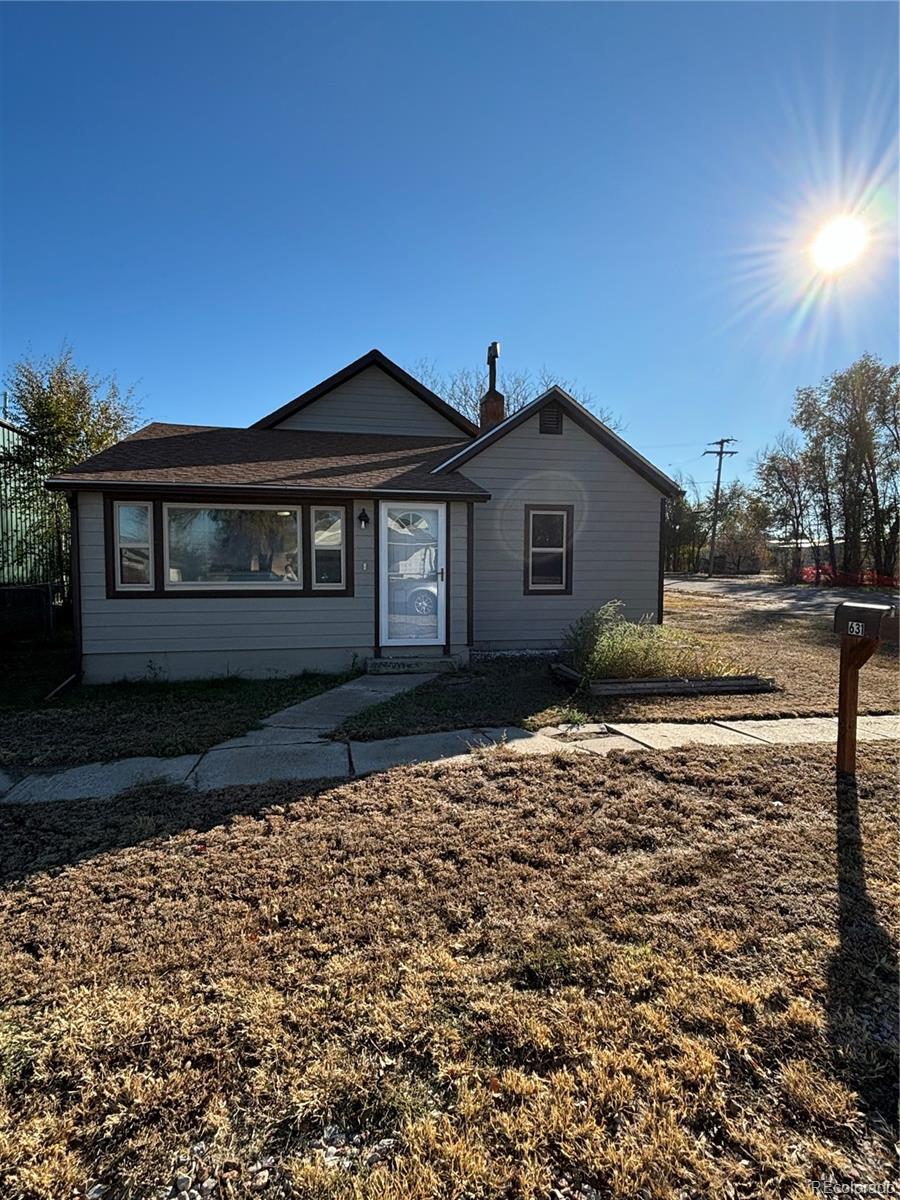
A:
[380,503,446,646]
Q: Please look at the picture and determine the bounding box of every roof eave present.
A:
[45,477,491,501]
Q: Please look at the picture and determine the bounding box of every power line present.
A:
[702,437,738,577]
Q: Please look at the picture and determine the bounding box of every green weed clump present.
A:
[564,601,746,680]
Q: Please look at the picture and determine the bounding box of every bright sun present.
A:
[810,215,869,274]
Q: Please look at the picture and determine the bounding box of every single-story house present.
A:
[46,350,679,682]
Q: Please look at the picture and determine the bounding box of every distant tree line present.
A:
[664,478,770,575]
[755,354,898,584]
[664,354,899,584]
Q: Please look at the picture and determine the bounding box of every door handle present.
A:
[438,568,445,582]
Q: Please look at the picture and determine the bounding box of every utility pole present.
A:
[703,437,738,576]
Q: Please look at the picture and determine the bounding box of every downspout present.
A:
[466,501,474,647]
[657,496,666,624]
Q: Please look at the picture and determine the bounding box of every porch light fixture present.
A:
[358,508,370,529]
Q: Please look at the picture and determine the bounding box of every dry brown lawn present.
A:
[1,743,897,1199]
[342,592,899,740]
[0,669,351,772]
[654,592,898,720]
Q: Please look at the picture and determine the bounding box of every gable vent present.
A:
[539,402,563,434]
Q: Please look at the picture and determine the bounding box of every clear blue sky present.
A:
[2,2,896,492]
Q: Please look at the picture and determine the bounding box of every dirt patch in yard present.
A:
[1,742,896,1198]
[340,592,898,740]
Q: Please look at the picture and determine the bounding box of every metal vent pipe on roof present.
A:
[479,341,505,432]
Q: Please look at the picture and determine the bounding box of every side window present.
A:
[524,506,572,594]
[114,502,154,589]
[311,507,345,588]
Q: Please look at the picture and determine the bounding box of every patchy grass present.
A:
[0,743,896,1198]
[0,670,352,772]
[341,593,898,739]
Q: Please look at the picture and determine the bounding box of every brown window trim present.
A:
[523,504,573,596]
[103,494,355,599]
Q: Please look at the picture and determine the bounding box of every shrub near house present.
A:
[564,601,745,680]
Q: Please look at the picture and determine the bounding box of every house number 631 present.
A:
[847,620,866,636]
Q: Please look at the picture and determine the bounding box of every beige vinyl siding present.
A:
[449,501,468,646]
[77,491,470,681]
[273,366,464,437]
[463,412,663,648]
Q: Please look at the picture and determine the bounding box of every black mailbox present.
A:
[833,601,899,641]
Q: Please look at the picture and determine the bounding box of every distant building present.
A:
[766,537,843,570]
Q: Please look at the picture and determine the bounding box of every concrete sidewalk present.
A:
[1,673,436,804]
[2,684,898,805]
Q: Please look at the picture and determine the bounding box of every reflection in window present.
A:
[164,506,300,587]
[115,502,153,588]
[385,505,441,642]
[387,509,438,579]
[312,508,344,588]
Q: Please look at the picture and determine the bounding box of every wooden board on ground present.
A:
[551,663,777,697]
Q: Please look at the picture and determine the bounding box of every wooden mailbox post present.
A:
[833,601,898,775]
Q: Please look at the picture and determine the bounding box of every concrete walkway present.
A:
[1,678,898,805]
[0,673,436,804]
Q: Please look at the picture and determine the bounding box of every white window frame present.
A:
[162,502,303,590]
[310,505,346,590]
[527,508,568,592]
[114,500,154,591]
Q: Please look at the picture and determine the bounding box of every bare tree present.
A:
[755,435,813,582]
[792,354,899,580]
[713,482,769,574]
[663,473,708,572]
[409,358,620,429]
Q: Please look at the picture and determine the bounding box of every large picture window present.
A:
[114,501,154,589]
[105,498,354,598]
[524,505,573,594]
[164,504,301,589]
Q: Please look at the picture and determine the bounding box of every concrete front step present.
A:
[366,655,464,675]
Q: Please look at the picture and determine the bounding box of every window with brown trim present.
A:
[163,503,303,589]
[113,501,154,590]
[523,505,573,595]
[311,506,345,589]
[103,496,354,598]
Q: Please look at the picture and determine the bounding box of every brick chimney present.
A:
[479,341,505,432]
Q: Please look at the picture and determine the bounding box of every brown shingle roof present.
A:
[45,423,489,499]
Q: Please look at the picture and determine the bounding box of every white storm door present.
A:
[380,502,446,646]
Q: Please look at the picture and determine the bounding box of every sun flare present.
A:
[810,215,869,274]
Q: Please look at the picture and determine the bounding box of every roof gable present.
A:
[433,387,681,498]
[250,349,478,437]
